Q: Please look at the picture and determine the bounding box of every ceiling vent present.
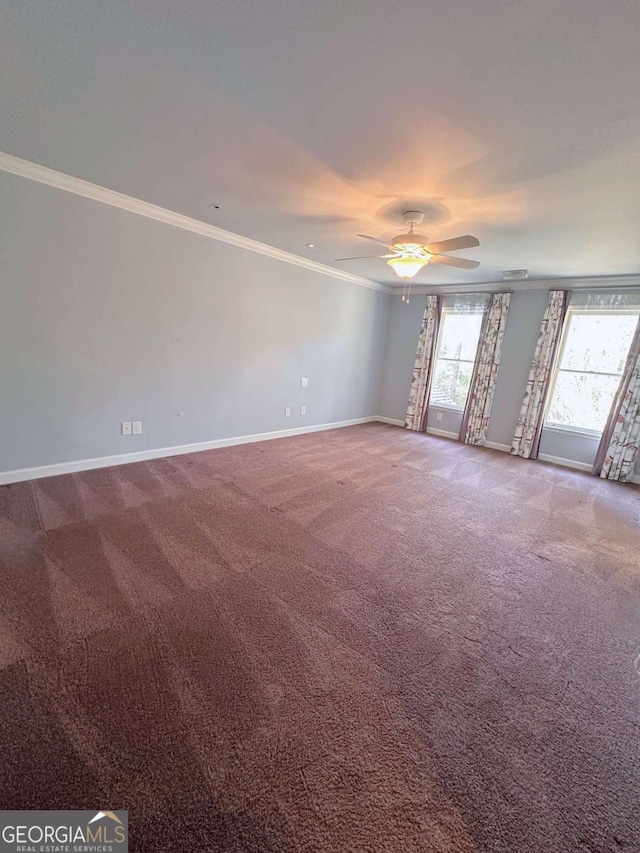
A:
[502,269,529,281]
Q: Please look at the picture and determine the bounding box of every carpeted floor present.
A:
[1,423,639,852]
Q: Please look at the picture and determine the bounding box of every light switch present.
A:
[300,377,309,387]
[132,421,142,435]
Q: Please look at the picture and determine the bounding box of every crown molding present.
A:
[0,151,392,295]
[398,274,640,296]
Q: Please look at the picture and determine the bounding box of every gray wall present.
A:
[378,288,640,473]
[2,169,637,480]
[487,289,548,447]
[0,173,389,473]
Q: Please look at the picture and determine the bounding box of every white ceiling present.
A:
[1,0,639,287]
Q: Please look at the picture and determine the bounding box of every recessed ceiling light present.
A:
[306,243,316,248]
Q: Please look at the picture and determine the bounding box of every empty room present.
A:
[1,2,639,851]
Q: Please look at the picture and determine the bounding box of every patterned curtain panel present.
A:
[593,318,640,482]
[405,295,442,431]
[459,292,511,446]
[511,289,570,459]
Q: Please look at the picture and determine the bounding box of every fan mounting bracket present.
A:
[402,210,424,227]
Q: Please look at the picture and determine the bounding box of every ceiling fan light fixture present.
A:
[392,234,429,252]
[350,216,480,305]
[387,255,429,280]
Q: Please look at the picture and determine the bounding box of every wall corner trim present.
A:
[0,151,392,295]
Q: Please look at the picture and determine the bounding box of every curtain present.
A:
[405,295,441,431]
[511,289,570,459]
[459,291,511,446]
[593,317,640,482]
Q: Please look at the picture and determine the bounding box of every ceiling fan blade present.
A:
[426,235,480,254]
[334,255,388,262]
[430,255,480,270]
[357,233,395,250]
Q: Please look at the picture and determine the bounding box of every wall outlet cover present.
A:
[300,406,306,416]
[300,377,309,387]
[121,421,132,435]
[132,421,142,435]
[436,412,443,422]
[285,407,291,418]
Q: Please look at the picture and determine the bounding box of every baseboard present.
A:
[376,421,512,452]
[4,418,637,486]
[0,417,378,486]
[376,425,639,483]
[375,416,405,427]
[485,440,511,453]
[426,426,458,440]
[427,432,513,453]
[537,453,640,485]
[537,453,592,473]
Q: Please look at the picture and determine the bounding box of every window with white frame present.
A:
[545,308,639,433]
[430,307,484,410]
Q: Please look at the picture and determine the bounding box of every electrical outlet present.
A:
[300,406,306,416]
[121,421,132,435]
[285,407,291,418]
[300,377,308,387]
[436,412,443,422]
[132,421,142,435]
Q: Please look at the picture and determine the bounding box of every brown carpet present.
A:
[1,423,639,852]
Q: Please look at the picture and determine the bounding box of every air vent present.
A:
[502,269,529,281]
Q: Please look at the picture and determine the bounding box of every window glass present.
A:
[560,314,637,374]
[437,313,483,361]
[547,372,624,433]
[431,359,475,409]
[546,310,638,432]
[430,311,483,410]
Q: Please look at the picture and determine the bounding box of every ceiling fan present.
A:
[335,211,480,302]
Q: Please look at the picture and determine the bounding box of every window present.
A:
[545,309,639,433]
[431,308,484,410]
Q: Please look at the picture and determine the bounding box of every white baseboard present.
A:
[375,416,405,427]
[376,424,640,483]
[537,453,640,484]
[428,432,513,454]
[0,417,378,486]
[537,453,592,473]
[485,440,511,453]
[426,426,458,440]
[375,421,511,454]
[3,417,638,486]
